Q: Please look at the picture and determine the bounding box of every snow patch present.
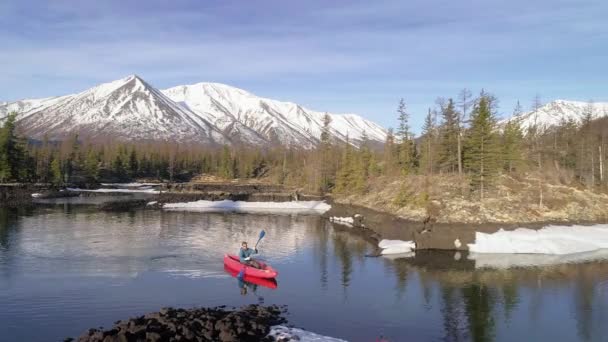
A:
[468,225,608,255]
[329,216,354,226]
[66,187,160,194]
[163,200,331,214]
[147,201,158,206]
[101,182,161,187]
[267,325,347,342]
[379,239,416,255]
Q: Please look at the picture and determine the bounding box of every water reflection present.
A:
[1,205,608,342]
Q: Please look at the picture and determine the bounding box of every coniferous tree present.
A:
[84,148,100,181]
[419,108,437,174]
[465,95,500,200]
[457,89,473,175]
[383,128,397,175]
[50,152,63,185]
[318,113,334,192]
[335,135,354,193]
[396,99,414,174]
[0,113,21,182]
[439,99,460,173]
[502,102,525,172]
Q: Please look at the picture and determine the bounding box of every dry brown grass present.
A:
[335,172,608,224]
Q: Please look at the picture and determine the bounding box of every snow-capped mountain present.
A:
[1,75,228,144]
[501,100,608,131]
[0,75,387,147]
[162,82,387,147]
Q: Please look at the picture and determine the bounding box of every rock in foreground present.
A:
[77,305,287,342]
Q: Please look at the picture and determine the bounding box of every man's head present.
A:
[241,241,248,249]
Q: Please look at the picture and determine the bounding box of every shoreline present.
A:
[73,304,348,342]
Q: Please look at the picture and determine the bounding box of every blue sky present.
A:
[1,0,607,132]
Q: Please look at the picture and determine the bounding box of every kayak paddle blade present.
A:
[255,230,266,249]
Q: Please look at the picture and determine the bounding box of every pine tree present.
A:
[396,99,414,174]
[356,131,372,191]
[383,128,397,175]
[457,89,473,175]
[50,152,63,185]
[502,102,525,172]
[419,108,436,174]
[219,145,235,179]
[396,99,411,142]
[0,112,28,182]
[318,113,334,192]
[129,148,138,178]
[438,99,460,173]
[465,96,500,200]
[334,135,354,193]
[84,148,100,181]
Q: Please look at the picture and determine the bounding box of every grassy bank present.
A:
[333,173,608,224]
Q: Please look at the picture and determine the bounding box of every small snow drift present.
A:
[378,239,416,255]
[329,216,354,226]
[163,200,331,214]
[268,325,347,342]
[468,225,608,255]
[66,187,160,194]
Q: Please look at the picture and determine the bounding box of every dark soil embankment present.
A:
[75,305,287,342]
[325,201,595,251]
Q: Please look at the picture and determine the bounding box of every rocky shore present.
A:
[75,305,289,342]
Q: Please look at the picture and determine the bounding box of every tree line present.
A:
[1,91,607,203]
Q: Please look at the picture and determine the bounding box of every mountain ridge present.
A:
[500,99,608,130]
[0,75,387,148]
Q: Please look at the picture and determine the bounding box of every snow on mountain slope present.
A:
[500,100,608,131]
[0,95,71,121]
[163,82,387,147]
[2,75,229,144]
[1,75,387,147]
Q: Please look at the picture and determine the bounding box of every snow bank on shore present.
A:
[379,239,415,255]
[163,200,331,214]
[468,225,608,255]
[101,182,161,187]
[66,187,160,194]
[268,326,347,342]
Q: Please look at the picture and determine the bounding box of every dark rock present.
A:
[76,305,287,342]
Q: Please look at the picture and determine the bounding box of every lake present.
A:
[1,201,607,341]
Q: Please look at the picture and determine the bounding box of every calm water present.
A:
[1,202,608,342]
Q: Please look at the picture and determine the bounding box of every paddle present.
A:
[254,230,266,249]
[238,230,266,279]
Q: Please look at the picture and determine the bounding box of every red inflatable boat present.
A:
[223,254,278,279]
[223,265,278,289]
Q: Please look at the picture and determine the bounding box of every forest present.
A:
[1,89,606,205]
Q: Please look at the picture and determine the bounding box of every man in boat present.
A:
[239,241,261,269]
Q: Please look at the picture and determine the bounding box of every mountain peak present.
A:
[1,75,387,148]
[502,99,608,130]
